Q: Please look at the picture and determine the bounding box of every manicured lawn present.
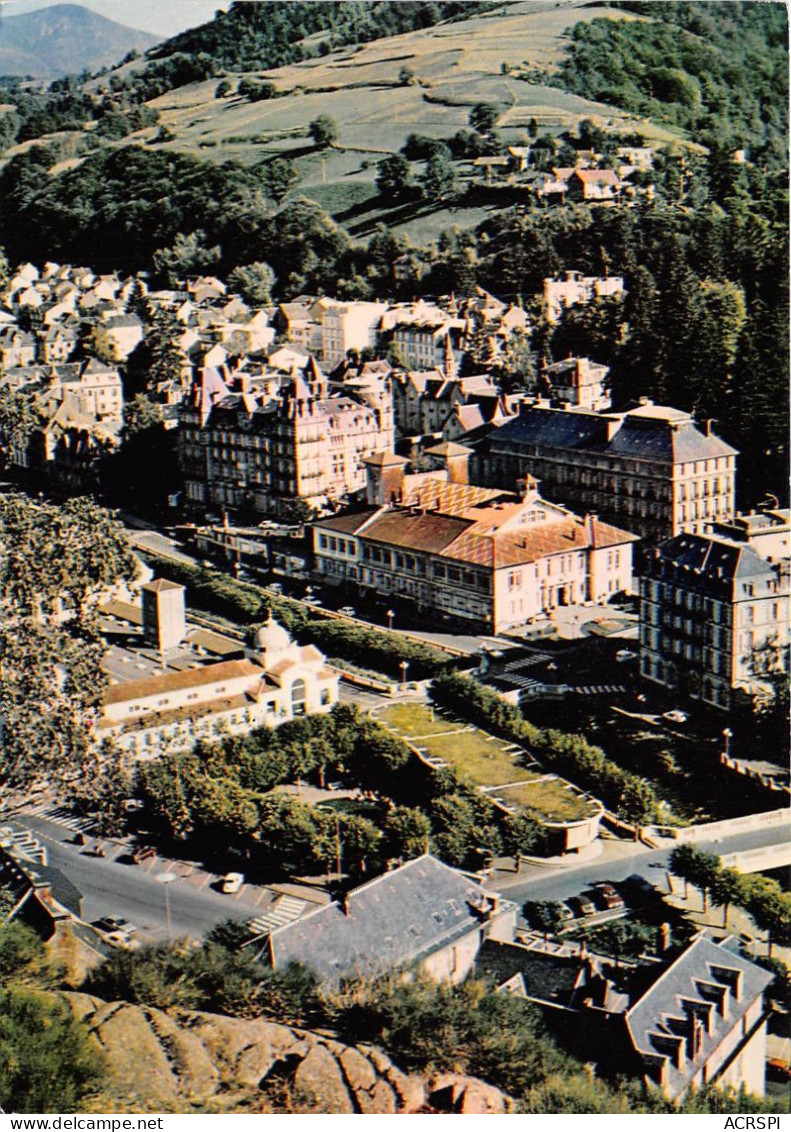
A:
[379,701,461,737]
[378,702,539,787]
[494,779,600,823]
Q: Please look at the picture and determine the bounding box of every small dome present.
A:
[252,613,291,654]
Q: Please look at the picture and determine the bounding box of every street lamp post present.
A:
[387,609,395,631]
[400,659,409,688]
[156,871,178,940]
[722,727,733,758]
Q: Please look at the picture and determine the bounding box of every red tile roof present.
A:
[104,658,262,705]
[573,168,621,185]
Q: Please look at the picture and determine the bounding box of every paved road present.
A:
[125,529,196,566]
[7,807,787,943]
[495,823,791,908]
[11,814,254,941]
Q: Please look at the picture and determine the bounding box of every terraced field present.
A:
[54,0,692,243]
[376,701,598,824]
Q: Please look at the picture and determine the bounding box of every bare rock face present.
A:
[429,1072,512,1114]
[64,994,510,1114]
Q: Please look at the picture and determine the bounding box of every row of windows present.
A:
[318,534,356,556]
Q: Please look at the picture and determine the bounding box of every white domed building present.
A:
[244,614,339,720]
[97,588,339,758]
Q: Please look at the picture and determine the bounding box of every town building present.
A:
[565,167,623,203]
[392,367,501,439]
[277,298,387,366]
[312,449,637,633]
[478,933,772,1102]
[90,311,145,361]
[383,301,467,372]
[639,510,790,711]
[543,271,625,324]
[179,357,395,516]
[263,854,517,985]
[625,936,772,1101]
[472,399,737,544]
[97,583,339,757]
[0,327,37,368]
[539,357,611,412]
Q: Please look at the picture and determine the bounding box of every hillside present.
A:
[1,1,688,247]
[64,992,510,1113]
[0,4,160,78]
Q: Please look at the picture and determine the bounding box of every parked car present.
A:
[569,895,596,917]
[592,883,625,910]
[338,606,357,618]
[615,649,637,663]
[221,871,245,894]
[93,917,137,937]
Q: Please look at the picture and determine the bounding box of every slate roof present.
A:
[626,937,772,1101]
[643,533,780,598]
[607,414,737,463]
[489,407,609,452]
[268,854,500,982]
[476,939,584,1005]
[488,405,736,465]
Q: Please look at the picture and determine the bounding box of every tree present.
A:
[376,154,412,199]
[398,66,416,86]
[146,308,185,393]
[669,844,720,911]
[468,102,499,134]
[215,79,232,98]
[523,900,565,940]
[309,115,338,148]
[0,987,104,1112]
[64,741,133,837]
[258,156,299,203]
[228,261,277,306]
[0,387,42,467]
[0,497,137,788]
[383,805,431,859]
[423,151,456,202]
[710,867,744,929]
[152,229,221,286]
[123,393,164,437]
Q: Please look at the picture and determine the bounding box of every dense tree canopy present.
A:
[0,496,137,788]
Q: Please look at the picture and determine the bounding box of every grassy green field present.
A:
[10,2,700,247]
[376,700,597,823]
[494,779,600,823]
[26,0,693,246]
[378,700,538,786]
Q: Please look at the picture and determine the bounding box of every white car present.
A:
[221,871,245,894]
[615,649,637,663]
[663,710,689,724]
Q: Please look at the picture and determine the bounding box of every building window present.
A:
[291,678,307,716]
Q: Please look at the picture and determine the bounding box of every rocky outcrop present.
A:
[63,994,512,1114]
